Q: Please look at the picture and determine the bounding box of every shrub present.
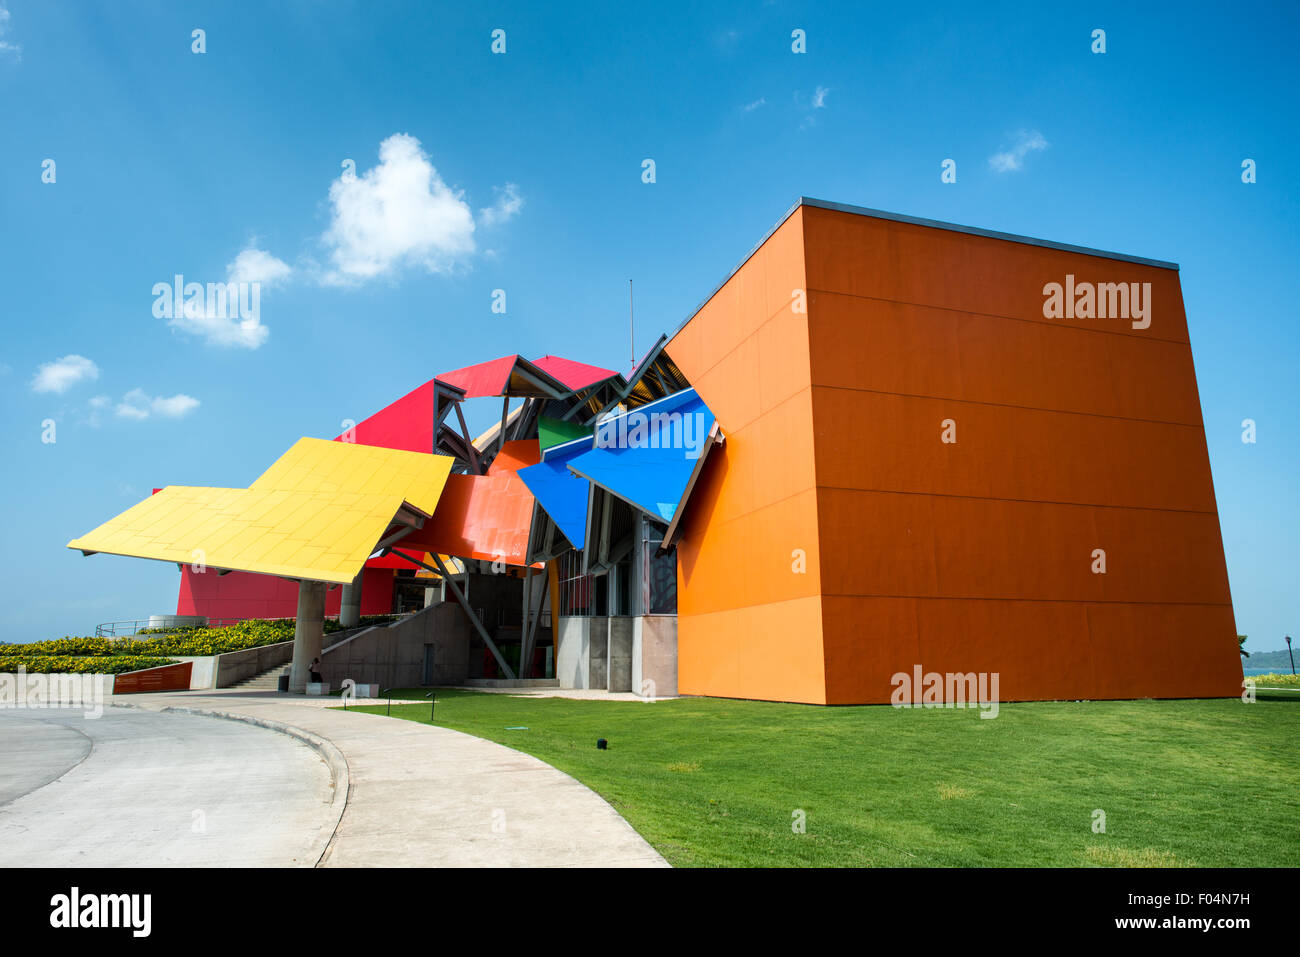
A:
[0,655,178,675]
[15,615,402,659]
[1249,672,1300,688]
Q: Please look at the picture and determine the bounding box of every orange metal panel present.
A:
[808,293,1205,425]
[399,471,535,566]
[819,597,1241,705]
[811,387,1220,512]
[804,205,1238,705]
[669,208,807,412]
[489,439,542,475]
[678,484,822,616]
[668,208,826,704]
[801,205,1191,345]
[1082,603,1242,699]
[667,201,1237,705]
[113,661,194,695]
[677,595,827,704]
[816,486,1233,605]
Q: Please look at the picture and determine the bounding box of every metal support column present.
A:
[425,553,516,679]
[519,568,547,679]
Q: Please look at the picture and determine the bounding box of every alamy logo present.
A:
[50,887,151,937]
[891,665,1000,718]
[594,410,710,459]
[151,274,261,325]
[1042,274,1151,329]
[1,667,104,719]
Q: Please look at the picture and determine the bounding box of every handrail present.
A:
[94,612,409,638]
[95,614,344,638]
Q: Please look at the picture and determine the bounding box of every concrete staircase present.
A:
[228,625,378,691]
[232,662,289,691]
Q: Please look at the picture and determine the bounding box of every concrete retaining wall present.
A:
[634,615,678,698]
[609,618,634,692]
[557,617,589,688]
[214,640,296,688]
[588,618,609,690]
[320,602,469,689]
[559,616,674,695]
[188,656,215,689]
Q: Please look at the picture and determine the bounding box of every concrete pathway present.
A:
[0,707,336,866]
[111,688,668,867]
[462,686,678,702]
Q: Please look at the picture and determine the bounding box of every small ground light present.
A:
[597,738,608,750]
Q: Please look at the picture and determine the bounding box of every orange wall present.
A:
[670,208,830,703]
[800,205,1241,703]
[668,202,1240,705]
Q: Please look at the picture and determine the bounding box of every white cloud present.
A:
[115,393,150,420]
[151,393,201,417]
[86,394,110,427]
[0,4,20,58]
[115,388,200,421]
[32,355,99,394]
[322,133,476,283]
[743,97,766,112]
[798,87,831,129]
[478,183,523,227]
[227,246,291,286]
[989,130,1049,173]
[162,246,285,349]
[169,298,268,349]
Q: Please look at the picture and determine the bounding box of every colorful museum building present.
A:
[69,199,1244,704]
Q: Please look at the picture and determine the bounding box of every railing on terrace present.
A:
[94,612,409,639]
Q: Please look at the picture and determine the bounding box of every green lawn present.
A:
[349,689,1300,867]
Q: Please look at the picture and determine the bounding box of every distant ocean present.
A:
[1244,666,1296,676]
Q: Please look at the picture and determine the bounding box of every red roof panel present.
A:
[435,355,521,398]
[531,355,619,391]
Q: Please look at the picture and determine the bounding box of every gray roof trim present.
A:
[667,197,1179,342]
[800,197,1179,270]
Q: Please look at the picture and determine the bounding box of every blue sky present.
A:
[0,1,1295,651]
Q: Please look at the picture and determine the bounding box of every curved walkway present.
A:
[114,689,668,867]
[0,707,336,866]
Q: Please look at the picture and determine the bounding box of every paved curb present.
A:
[111,695,669,867]
[111,701,349,867]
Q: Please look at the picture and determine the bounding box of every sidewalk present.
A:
[113,688,668,868]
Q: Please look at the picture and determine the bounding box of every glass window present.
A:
[634,516,677,615]
[557,550,594,617]
[646,541,677,614]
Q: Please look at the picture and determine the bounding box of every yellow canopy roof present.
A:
[250,437,448,515]
[68,438,455,585]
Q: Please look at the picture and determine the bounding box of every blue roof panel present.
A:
[517,439,591,550]
[566,388,716,524]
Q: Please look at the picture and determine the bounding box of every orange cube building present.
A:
[671,199,1243,705]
